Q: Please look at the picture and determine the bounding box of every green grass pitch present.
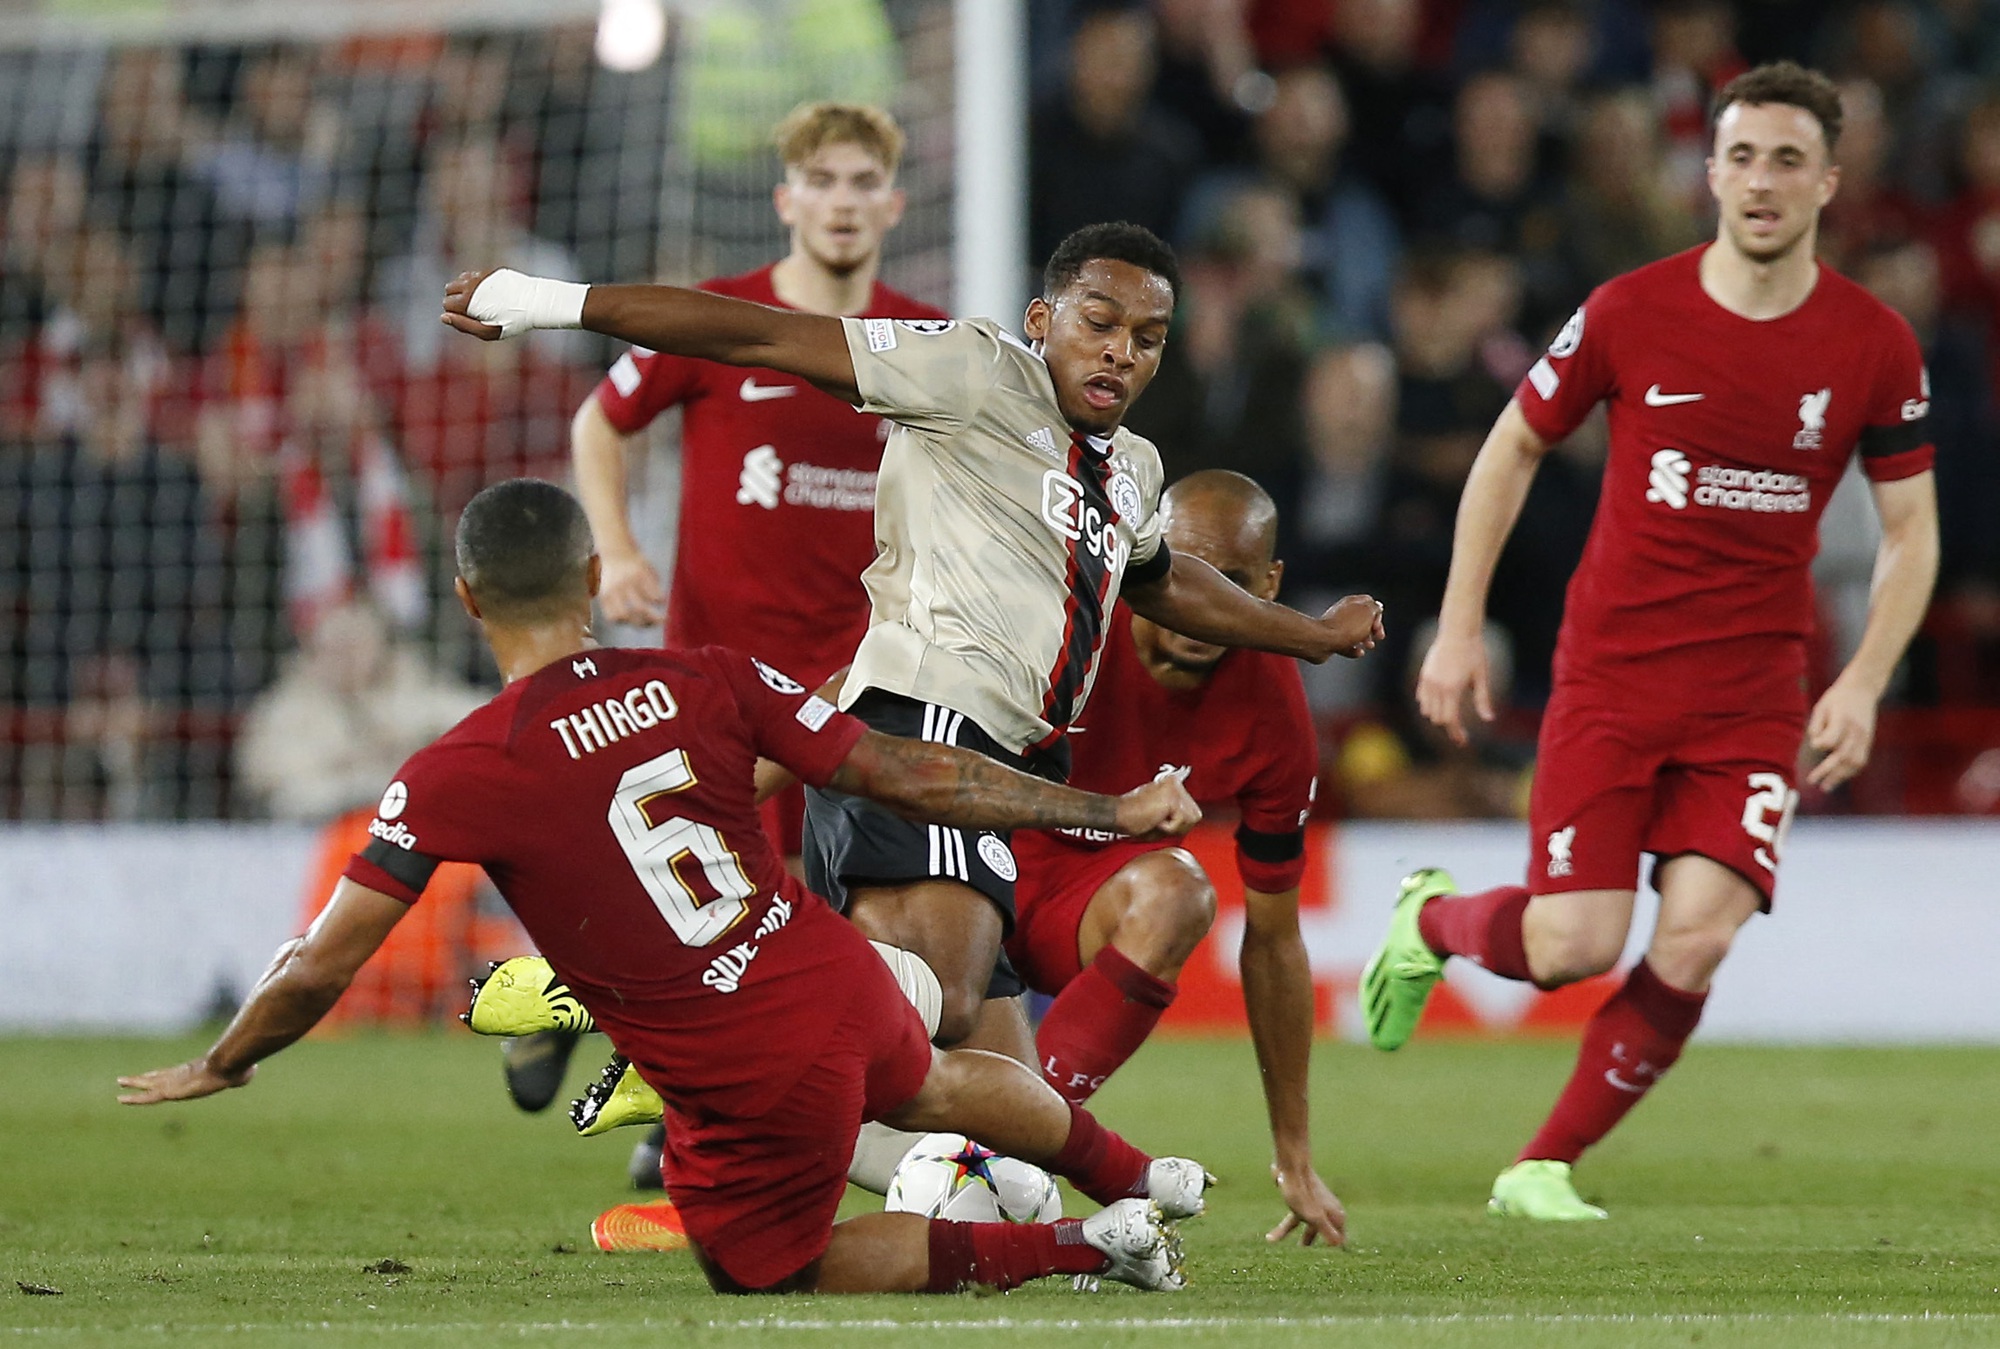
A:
[5,1031,2000,1347]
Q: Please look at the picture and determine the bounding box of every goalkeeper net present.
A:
[0,0,958,822]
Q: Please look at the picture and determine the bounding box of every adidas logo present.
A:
[1025,426,1059,457]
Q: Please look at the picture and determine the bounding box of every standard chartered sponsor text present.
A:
[785,463,877,511]
[1694,465,1811,513]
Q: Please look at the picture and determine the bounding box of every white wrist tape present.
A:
[466,268,589,337]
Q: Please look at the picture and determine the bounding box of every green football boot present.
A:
[1357,868,1455,1051]
[1488,1160,1609,1220]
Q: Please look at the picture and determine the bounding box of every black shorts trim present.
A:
[803,690,1040,1000]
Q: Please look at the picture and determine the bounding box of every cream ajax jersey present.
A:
[837,317,1169,753]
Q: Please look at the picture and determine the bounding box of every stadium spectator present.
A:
[85,46,236,354]
[1814,79,1924,276]
[1125,184,1318,542]
[1029,2,1201,265]
[376,137,591,511]
[1182,63,1399,341]
[1827,1,1965,205]
[1324,0,1454,222]
[1649,0,1747,208]
[1148,0,1265,167]
[236,600,480,822]
[1414,70,1576,332]
[1560,90,1703,292]
[185,45,341,236]
[2,333,224,818]
[1292,341,1397,716]
[375,136,583,370]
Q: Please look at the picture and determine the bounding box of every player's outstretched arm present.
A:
[1238,885,1345,1247]
[829,731,1200,839]
[443,268,861,403]
[1807,471,1940,791]
[1124,552,1384,664]
[117,882,408,1105]
[1418,400,1550,746]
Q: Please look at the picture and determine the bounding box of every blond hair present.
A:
[773,101,905,175]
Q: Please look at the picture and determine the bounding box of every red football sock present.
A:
[1519,960,1707,1165]
[1416,884,1534,982]
[922,1218,1106,1292]
[1036,945,1177,1105]
[1049,1100,1152,1206]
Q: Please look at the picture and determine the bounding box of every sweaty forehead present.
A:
[1064,260,1174,321]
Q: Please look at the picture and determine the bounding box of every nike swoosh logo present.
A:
[1604,1070,1648,1094]
[1644,385,1704,406]
[740,378,797,403]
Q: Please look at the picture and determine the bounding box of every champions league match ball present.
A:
[884,1132,1062,1223]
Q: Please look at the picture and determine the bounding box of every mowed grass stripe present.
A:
[5,1033,2000,1347]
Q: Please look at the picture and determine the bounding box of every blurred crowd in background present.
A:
[1,0,1998,828]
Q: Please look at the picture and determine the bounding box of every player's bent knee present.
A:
[1119,851,1217,956]
[932,987,985,1048]
[1527,926,1626,987]
[1648,923,1739,988]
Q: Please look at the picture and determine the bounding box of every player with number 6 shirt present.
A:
[1359,61,1939,1220]
[118,480,1217,1296]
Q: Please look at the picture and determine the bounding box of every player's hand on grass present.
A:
[117,1058,254,1106]
[1416,624,1493,748]
[1267,1161,1346,1247]
[599,549,666,627]
[1318,595,1385,660]
[1805,677,1878,791]
[1115,775,1202,840]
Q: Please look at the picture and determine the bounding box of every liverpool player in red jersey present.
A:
[1361,63,1940,1220]
[1006,471,1346,1248]
[522,102,945,1132]
[119,480,1214,1294]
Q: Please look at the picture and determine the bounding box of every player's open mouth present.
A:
[1082,376,1124,410]
[1744,207,1781,228]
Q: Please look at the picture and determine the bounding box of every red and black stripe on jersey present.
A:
[1858,411,1933,477]
[1036,437,1125,747]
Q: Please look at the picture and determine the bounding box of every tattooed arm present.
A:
[828,731,1201,840]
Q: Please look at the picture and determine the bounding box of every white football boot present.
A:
[1145,1157,1214,1219]
[1077,1198,1185,1292]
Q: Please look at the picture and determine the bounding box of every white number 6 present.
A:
[609,749,755,946]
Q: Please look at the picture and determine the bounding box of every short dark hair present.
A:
[1042,222,1182,302]
[1710,60,1843,154]
[455,478,595,620]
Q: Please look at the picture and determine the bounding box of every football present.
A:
[883,1133,1062,1223]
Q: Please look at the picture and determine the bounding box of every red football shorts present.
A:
[1527,694,1804,909]
[1007,832,1172,994]
[758,782,807,859]
[654,928,932,1290]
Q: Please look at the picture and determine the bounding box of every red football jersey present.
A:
[1517,247,1934,714]
[591,266,949,686]
[1043,606,1319,892]
[342,646,867,1116]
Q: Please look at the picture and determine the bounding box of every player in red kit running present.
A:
[1005,471,1346,1248]
[1361,63,1940,1220]
[522,102,945,1129]
[119,480,1215,1295]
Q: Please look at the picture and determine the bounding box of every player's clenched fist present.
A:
[1319,595,1385,659]
[443,267,590,341]
[1114,775,1202,841]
